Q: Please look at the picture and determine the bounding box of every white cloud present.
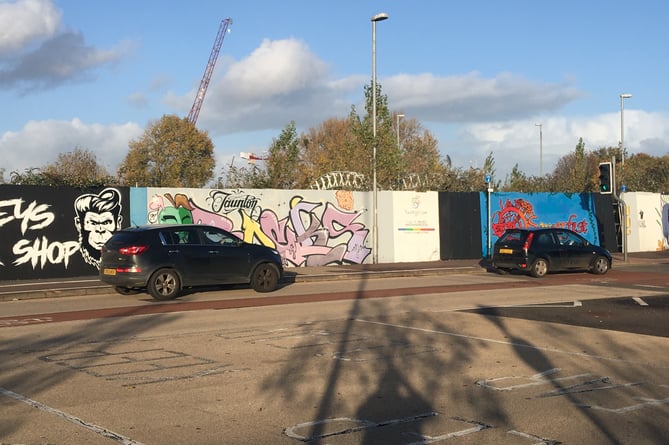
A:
[169,38,356,133]
[384,72,583,123]
[0,0,61,55]
[445,110,669,179]
[0,119,143,177]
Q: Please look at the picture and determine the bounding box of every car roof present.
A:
[121,224,218,232]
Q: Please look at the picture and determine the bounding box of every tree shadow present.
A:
[261,275,504,444]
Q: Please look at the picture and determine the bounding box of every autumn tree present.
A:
[10,147,114,187]
[549,138,600,192]
[118,114,215,187]
[624,153,669,192]
[300,117,361,187]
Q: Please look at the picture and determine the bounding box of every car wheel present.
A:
[148,268,181,300]
[251,263,280,293]
[114,286,142,295]
[530,258,549,278]
[590,256,610,275]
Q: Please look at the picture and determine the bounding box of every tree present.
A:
[118,115,215,187]
[265,121,301,189]
[300,117,361,188]
[624,153,669,192]
[396,116,447,190]
[216,160,270,189]
[550,138,595,192]
[10,147,114,187]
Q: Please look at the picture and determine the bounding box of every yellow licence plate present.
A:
[103,268,117,276]
[499,248,513,254]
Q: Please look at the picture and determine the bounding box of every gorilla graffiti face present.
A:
[83,210,118,250]
[74,188,123,268]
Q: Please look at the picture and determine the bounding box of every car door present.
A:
[532,231,564,270]
[555,230,592,269]
[162,227,211,285]
[199,226,250,283]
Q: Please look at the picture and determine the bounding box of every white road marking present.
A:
[633,297,649,306]
[355,319,669,369]
[0,387,145,445]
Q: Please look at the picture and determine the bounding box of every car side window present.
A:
[163,228,199,245]
[535,233,555,247]
[556,231,584,247]
[202,227,239,246]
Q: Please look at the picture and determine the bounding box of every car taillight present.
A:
[522,232,534,253]
[119,245,148,255]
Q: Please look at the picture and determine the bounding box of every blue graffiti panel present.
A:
[479,192,599,256]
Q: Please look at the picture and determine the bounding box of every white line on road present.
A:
[633,297,649,306]
[355,319,669,369]
[0,387,145,445]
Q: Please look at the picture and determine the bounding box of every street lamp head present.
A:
[620,93,632,99]
[535,122,541,127]
[371,12,389,22]
[397,114,405,118]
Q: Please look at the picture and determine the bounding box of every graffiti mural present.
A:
[481,192,599,255]
[0,185,129,280]
[145,188,371,267]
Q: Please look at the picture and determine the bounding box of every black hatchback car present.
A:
[100,224,284,300]
[491,228,611,278]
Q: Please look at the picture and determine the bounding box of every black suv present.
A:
[100,224,284,300]
[492,228,611,278]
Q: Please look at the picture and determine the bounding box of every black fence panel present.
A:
[438,192,483,260]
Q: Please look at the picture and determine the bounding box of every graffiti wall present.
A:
[0,185,130,281]
[480,192,599,257]
[140,188,374,267]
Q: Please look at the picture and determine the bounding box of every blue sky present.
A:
[1,0,668,182]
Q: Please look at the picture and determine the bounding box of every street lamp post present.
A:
[396,114,404,148]
[371,12,388,264]
[535,122,543,176]
[619,93,631,264]
[620,93,632,173]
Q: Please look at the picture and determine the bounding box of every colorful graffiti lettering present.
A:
[148,191,371,267]
[491,198,589,237]
[540,214,588,233]
[491,198,538,237]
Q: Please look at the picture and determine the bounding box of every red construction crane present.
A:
[187,18,232,126]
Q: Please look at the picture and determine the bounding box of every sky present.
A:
[1,0,668,184]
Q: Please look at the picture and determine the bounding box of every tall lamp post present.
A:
[371,12,388,264]
[535,122,543,176]
[619,93,631,263]
[620,93,632,176]
[396,114,404,148]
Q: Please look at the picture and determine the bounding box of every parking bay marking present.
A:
[633,297,649,306]
[0,386,145,445]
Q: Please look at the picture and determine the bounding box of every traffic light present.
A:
[598,162,613,194]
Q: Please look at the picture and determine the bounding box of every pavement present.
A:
[0,251,667,302]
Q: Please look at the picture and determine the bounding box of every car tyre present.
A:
[114,286,142,295]
[251,263,280,293]
[148,268,181,300]
[590,256,610,275]
[530,258,549,278]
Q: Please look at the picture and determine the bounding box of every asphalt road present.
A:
[1,267,668,445]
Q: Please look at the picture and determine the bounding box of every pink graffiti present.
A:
[258,197,370,267]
